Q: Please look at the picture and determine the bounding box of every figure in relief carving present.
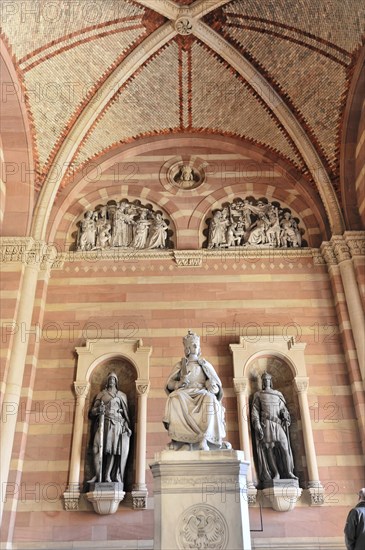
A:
[95,208,111,249]
[206,198,304,249]
[75,199,171,251]
[208,211,229,248]
[175,164,194,186]
[163,330,228,451]
[148,213,168,249]
[88,372,131,484]
[131,209,151,249]
[78,211,97,250]
[251,372,297,484]
[280,212,301,247]
[111,201,133,247]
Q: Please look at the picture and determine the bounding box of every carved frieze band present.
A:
[0,237,58,270]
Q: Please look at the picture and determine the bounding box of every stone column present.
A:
[63,381,90,510]
[233,378,257,505]
[331,236,365,383]
[132,380,150,509]
[0,260,40,522]
[344,231,365,309]
[294,377,324,506]
[320,242,365,454]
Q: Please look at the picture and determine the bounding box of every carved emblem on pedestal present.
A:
[177,504,228,549]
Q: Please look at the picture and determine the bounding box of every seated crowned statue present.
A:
[163,330,228,451]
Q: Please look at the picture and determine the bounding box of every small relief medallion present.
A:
[177,504,228,549]
[175,17,194,35]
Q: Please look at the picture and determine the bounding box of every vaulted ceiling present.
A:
[1,0,364,238]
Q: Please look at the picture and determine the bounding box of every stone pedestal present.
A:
[261,479,302,512]
[150,450,251,550]
[86,482,125,515]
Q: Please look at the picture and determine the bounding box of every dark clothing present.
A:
[344,501,365,550]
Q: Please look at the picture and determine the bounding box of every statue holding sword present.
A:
[88,372,131,484]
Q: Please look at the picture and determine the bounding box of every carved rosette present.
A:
[175,16,194,35]
[177,504,228,549]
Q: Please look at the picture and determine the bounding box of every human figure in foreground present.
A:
[163,330,228,450]
[88,372,131,483]
[344,488,365,550]
[251,372,297,483]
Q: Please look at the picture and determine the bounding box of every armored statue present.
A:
[251,372,297,485]
[88,372,131,484]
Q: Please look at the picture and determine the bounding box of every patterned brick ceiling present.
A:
[1,0,364,197]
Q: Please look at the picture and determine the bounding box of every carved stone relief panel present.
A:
[73,199,173,251]
[204,197,306,249]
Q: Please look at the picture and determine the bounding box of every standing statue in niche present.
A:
[251,372,297,485]
[163,330,229,451]
[88,372,131,484]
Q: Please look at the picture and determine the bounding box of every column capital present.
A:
[344,231,365,257]
[294,376,309,393]
[330,235,351,263]
[320,241,337,266]
[233,377,249,395]
[135,380,150,395]
[73,381,90,400]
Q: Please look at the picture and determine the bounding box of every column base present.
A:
[86,482,125,515]
[261,479,302,512]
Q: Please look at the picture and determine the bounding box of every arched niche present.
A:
[63,338,152,512]
[230,336,324,508]
[83,357,137,493]
[245,354,306,489]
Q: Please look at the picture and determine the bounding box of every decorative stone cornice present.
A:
[0,237,58,270]
[344,231,365,257]
[173,250,203,267]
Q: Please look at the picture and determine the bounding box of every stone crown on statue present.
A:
[183,329,200,349]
